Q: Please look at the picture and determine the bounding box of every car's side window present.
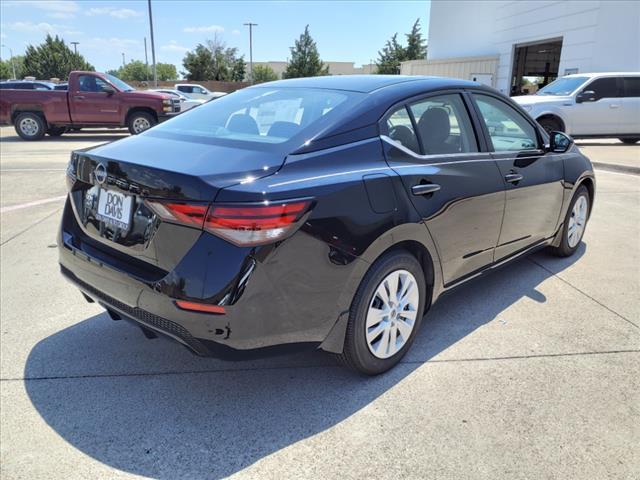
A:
[473,94,539,152]
[409,94,478,154]
[79,75,109,93]
[386,106,420,154]
[621,77,640,97]
[194,87,205,94]
[584,77,619,101]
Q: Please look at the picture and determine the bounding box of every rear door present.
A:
[470,92,564,261]
[619,76,640,134]
[382,91,506,286]
[69,74,121,124]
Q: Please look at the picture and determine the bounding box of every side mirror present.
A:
[548,131,573,153]
[101,84,115,95]
[576,90,596,103]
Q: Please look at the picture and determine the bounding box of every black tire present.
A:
[619,138,639,144]
[549,185,590,257]
[14,112,46,141]
[338,250,427,375]
[47,126,66,137]
[538,116,563,135]
[127,111,156,135]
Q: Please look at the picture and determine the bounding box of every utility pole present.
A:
[147,0,158,87]
[71,41,79,55]
[243,22,258,84]
[1,44,16,79]
[144,37,149,81]
[122,52,126,67]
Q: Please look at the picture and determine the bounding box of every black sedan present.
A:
[59,75,595,375]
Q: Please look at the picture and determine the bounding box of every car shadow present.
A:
[24,245,585,479]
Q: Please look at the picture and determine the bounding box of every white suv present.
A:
[174,84,227,101]
[513,72,640,144]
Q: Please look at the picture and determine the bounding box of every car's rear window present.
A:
[151,87,364,145]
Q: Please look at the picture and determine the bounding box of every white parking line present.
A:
[0,195,67,213]
[593,167,639,177]
[0,168,66,172]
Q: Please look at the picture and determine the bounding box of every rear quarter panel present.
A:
[215,138,442,338]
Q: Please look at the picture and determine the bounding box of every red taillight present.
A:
[146,201,208,228]
[146,199,312,246]
[175,300,225,314]
[205,201,311,246]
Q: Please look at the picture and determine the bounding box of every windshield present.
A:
[105,74,135,92]
[536,76,588,96]
[150,87,364,145]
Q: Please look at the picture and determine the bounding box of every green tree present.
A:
[1,55,25,79]
[22,34,93,80]
[182,37,245,81]
[375,33,405,74]
[156,63,178,81]
[405,19,427,60]
[230,56,246,82]
[0,61,11,80]
[182,44,212,81]
[283,25,328,78]
[252,64,278,83]
[118,60,149,81]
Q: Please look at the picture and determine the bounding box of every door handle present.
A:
[73,95,86,100]
[609,104,620,109]
[504,173,523,184]
[411,183,441,196]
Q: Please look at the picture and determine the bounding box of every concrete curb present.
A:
[591,162,640,176]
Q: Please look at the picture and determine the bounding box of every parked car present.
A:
[513,72,640,143]
[0,80,56,90]
[0,71,180,140]
[174,83,227,100]
[150,88,204,111]
[59,75,595,375]
[53,83,68,90]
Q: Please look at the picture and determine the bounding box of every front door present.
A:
[382,92,506,286]
[70,74,121,124]
[471,93,564,261]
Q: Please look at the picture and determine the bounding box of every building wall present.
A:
[400,56,499,86]
[427,0,640,93]
[251,61,376,78]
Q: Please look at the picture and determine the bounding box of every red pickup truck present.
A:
[0,71,180,140]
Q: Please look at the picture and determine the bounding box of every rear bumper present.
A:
[58,198,364,359]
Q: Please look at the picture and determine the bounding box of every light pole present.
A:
[122,52,126,67]
[1,44,17,79]
[243,22,258,84]
[147,0,158,87]
[144,37,149,81]
[71,41,79,55]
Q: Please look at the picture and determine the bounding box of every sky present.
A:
[0,0,430,74]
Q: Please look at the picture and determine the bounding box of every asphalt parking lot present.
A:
[0,126,638,479]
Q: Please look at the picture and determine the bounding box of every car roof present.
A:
[256,75,479,93]
[564,72,640,78]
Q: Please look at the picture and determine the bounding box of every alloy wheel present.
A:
[567,195,588,248]
[132,117,151,133]
[19,117,40,136]
[365,269,419,359]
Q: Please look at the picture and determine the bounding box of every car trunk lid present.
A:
[67,133,284,274]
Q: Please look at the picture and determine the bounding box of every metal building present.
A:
[401,0,640,95]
